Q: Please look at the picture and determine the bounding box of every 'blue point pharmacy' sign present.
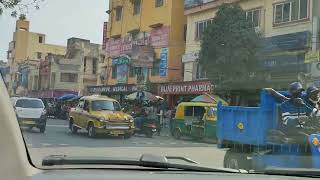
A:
[159,48,168,77]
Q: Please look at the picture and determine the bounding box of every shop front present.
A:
[158,80,213,109]
[261,31,310,89]
[87,84,138,103]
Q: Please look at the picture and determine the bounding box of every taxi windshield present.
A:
[92,100,121,111]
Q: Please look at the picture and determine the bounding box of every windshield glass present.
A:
[92,100,121,111]
[15,99,44,108]
[1,0,320,177]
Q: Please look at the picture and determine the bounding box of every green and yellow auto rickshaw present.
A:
[171,102,219,140]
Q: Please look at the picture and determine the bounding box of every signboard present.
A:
[116,64,128,84]
[159,81,213,95]
[150,26,170,47]
[131,45,154,67]
[88,84,138,94]
[112,56,131,65]
[263,31,310,53]
[182,52,199,63]
[105,26,170,57]
[262,54,305,67]
[159,48,168,77]
[102,22,108,50]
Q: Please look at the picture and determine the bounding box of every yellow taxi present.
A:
[69,95,135,138]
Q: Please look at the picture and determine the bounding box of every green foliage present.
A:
[199,3,263,92]
[0,0,43,18]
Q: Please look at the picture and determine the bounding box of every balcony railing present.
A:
[184,0,216,10]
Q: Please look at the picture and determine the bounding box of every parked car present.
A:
[69,95,135,138]
[11,97,47,133]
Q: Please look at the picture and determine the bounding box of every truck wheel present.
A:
[88,124,96,138]
[224,150,251,171]
[173,129,181,139]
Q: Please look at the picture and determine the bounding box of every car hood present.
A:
[90,111,131,121]
[16,107,44,119]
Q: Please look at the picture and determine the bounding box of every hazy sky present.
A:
[0,0,109,61]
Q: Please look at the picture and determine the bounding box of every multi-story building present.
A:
[92,0,186,103]
[0,60,10,88]
[7,19,66,95]
[29,38,103,97]
[183,0,320,89]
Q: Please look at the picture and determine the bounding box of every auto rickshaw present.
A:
[171,102,218,140]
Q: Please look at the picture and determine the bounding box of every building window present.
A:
[50,72,55,88]
[60,73,78,83]
[129,66,135,77]
[116,6,123,21]
[37,52,42,59]
[151,59,160,76]
[246,9,261,28]
[39,36,43,43]
[133,0,141,15]
[92,58,97,74]
[112,66,117,79]
[274,0,309,25]
[83,57,87,72]
[155,0,164,8]
[195,19,213,40]
[196,63,206,80]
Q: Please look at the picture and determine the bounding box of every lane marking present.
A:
[59,144,69,146]
[41,143,51,146]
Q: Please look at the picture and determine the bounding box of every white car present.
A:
[11,97,47,133]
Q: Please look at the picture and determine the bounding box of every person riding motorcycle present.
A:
[303,86,320,110]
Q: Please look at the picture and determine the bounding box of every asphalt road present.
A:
[22,119,226,168]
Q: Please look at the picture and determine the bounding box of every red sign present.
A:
[159,81,213,95]
[150,26,170,48]
[102,22,108,50]
[105,26,170,57]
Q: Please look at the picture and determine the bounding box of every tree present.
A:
[0,0,43,18]
[199,3,264,100]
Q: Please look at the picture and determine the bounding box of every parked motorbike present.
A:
[131,112,157,138]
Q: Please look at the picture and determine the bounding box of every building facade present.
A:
[183,0,320,89]
[29,38,103,97]
[94,0,186,102]
[7,20,66,95]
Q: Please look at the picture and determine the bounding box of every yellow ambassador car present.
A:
[69,95,135,138]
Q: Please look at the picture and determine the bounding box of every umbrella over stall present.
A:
[125,91,163,102]
[57,94,78,101]
[191,93,228,105]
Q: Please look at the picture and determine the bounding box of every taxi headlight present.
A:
[99,117,106,122]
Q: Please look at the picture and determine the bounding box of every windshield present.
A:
[92,100,121,111]
[15,99,44,109]
[1,0,320,177]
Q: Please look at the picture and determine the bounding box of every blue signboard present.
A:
[159,48,168,77]
[261,53,307,73]
[262,31,310,53]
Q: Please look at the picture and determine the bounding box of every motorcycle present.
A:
[131,112,157,138]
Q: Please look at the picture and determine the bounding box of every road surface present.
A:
[22,119,226,168]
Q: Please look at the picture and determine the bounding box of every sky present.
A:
[0,0,109,61]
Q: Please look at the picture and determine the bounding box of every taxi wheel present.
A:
[88,124,96,138]
[69,121,78,134]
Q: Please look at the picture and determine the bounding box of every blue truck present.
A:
[217,90,320,172]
